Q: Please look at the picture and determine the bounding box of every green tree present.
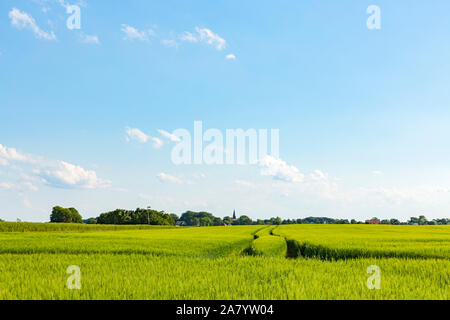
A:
[96,208,173,225]
[170,214,179,223]
[83,217,97,224]
[408,217,419,225]
[179,211,220,226]
[223,216,233,225]
[200,217,212,226]
[234,215,253,225]
[270,217,283,225]
[418,215,428,225]
[50,206,82,223]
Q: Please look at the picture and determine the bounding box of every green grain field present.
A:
[0,222,448,300]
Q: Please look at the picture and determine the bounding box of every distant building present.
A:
[232,210,236,220]
[175,221,186,227]
[365,219,381,224]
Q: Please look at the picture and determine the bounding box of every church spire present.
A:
[232,209,236,220]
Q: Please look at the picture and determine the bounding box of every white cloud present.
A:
[258,156,304,183]
[9,8,56,40]
[121,24,153,42]
[0,144,34,164]
[36,160,110,189]
[156,173,183,184]
[304,170,340,200]
[309,170,329,182]
[125,127,150,143]
[81,34,99,44]
[180,27,227,51]
[157,129,181,143]
[125,127,164,148]
[226,53,236,60]
[195,27,226,50]
[179,31,198,43]
[0,144,110,189]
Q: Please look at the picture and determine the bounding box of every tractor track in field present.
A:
[243,226,449,261]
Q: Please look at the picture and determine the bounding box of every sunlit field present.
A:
[0,223,448,300]
[274,224,450,260]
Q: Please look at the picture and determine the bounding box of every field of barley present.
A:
[0,222,448,300]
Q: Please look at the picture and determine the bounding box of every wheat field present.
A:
[0,223,448,300]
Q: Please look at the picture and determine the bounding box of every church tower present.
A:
[232,209,236,220]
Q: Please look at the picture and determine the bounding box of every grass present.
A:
[0,223,449,300]
[251,226,287,257]
[274,224,450,260]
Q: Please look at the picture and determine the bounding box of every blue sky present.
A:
[1,0,450,222]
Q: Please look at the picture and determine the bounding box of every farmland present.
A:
[0,223,448,300]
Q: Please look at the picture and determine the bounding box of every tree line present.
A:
[3,206,448,226]
[47,206,174,225]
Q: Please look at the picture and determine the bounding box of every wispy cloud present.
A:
[195,27,226,50]
[9,8,56,40]
[80,33,99,44]
[125,127,150,143]
[125,127,163,148]
[157,129,181,143]
[121,24,154,42]
[180,27,227,51]
[156,172,183,184]
[179,31,198,43]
